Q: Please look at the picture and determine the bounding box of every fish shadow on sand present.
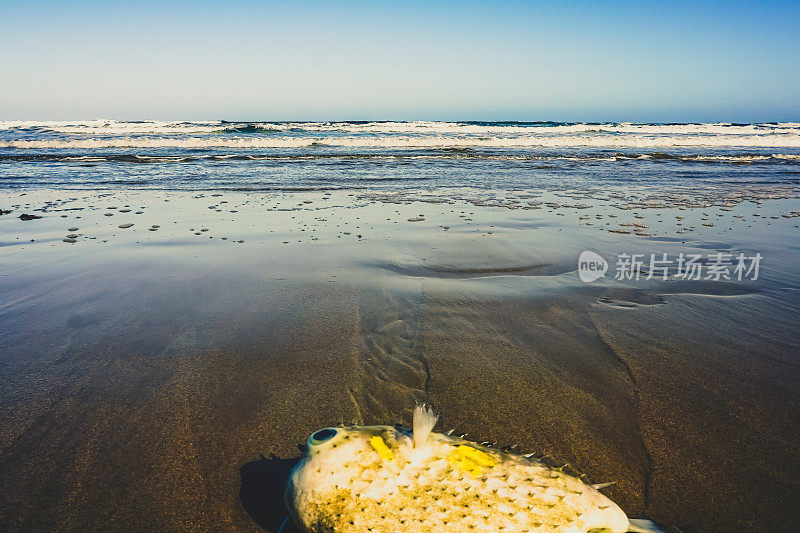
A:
[240,454,301,532]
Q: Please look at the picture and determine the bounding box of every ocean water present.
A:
[1,120,799,194]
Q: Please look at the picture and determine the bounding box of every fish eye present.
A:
[309,428,337,445]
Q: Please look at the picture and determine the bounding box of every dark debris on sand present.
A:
[19,213,43,221]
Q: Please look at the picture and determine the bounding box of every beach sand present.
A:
[1,189,799,532]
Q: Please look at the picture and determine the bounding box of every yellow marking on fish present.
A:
[447,445,497,477]
[458,445,497,467]
[369,435,394,462]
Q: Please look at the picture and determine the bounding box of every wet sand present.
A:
[1,189,799,532]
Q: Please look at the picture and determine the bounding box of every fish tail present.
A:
[628,518,666,532]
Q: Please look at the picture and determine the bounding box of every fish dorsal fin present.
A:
[412,404,438,448]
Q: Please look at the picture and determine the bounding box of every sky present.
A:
[1,0,799,122]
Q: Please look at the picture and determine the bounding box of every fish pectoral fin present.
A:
[627,518,666,533]
[591,482,616,490]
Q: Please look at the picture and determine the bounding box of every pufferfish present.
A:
[285,406,662,532]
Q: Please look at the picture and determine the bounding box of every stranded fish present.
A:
[285,406,662,532]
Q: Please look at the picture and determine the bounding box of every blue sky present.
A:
[2,0,798,121]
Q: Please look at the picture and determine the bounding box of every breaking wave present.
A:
[2,120,799,136]
[3,133,800,149]
[1,152,799,164]
[2,120,799,192]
